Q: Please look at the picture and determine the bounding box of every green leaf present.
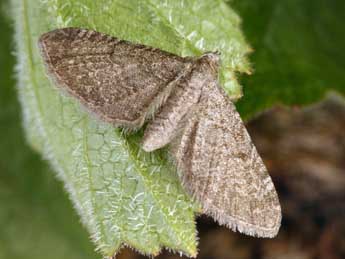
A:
[0,7,97,259]
[12,0,251,257]
[230,0,345,119]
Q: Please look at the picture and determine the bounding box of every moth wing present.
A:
[173,83,281,237]
[38,28,191,128]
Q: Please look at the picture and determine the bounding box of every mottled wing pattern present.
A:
[38,28,191,128]
[173,83,281,237]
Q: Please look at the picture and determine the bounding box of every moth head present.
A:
[199,51,221,77]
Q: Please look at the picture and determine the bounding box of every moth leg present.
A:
[142,67,206,152]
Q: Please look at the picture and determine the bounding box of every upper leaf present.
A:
[231,0,345,119]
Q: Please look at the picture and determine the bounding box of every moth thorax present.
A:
[198,52,220,78]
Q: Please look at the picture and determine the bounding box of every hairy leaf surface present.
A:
[0,9,97,259]
[12,0,251,257]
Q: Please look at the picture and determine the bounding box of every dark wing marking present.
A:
[172,83,281,237]
[38,28,192,128]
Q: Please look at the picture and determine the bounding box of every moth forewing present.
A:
[38,27,192,129]
[171,82,281,238]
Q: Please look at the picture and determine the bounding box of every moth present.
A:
[38,28,281,238]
